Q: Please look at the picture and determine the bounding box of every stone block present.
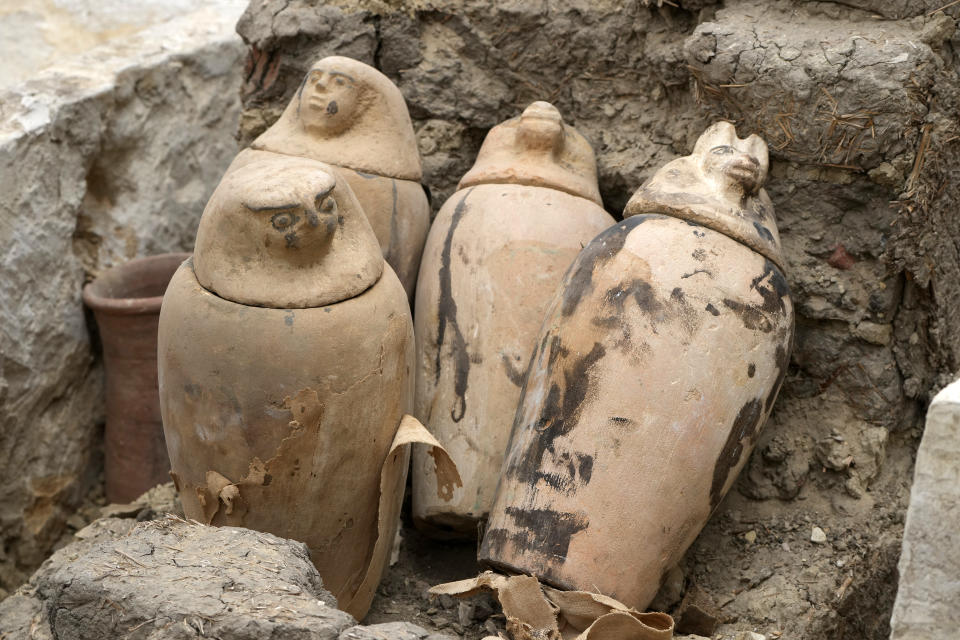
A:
[890,379,960,639]
[0,516,450,640]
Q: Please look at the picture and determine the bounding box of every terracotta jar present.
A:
[479,122,794,610]
[158,153,414,620]
[412,101,615,537]
[83,253,189,504]
[252,56,429,300]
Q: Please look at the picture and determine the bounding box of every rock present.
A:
[650,563,686,612]
[675,583,721,637]
[744,530,757,544]
[100,481,183,519]
[0,515,448,640]
[811,527,828,544]
[0,2,245,592]
[890,380,960,639]
[735,632,767,640]
[340,621,453,640]
[0,515,351,637]
[457,600,475,626]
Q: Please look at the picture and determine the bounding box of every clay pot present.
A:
[83,253,189,504]
[158,153,413,619]
[412,101,615,536]
[479,122,794,609]
[252,56,430,298]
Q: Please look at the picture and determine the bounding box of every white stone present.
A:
[0,1,245,590]
[810,526,827,544]
[890,379,960,639]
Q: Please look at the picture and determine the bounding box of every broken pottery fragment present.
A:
[479,122,794,610]
[158,153,458,620]
[412,101,615,536]
[252,56,430,299]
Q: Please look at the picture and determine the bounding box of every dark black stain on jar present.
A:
[482,506,589,562]
[535,450,594,494]
[560,215,660,318]
[753,221,775,243]
[505,338,605,494]
[436,189,474,422]
[750,260,791,315]
[705,303,720,316]
[500,353,526,388]
[765,342,791,413]
[385,178,401,268]
[709,397,764,511]
[722,298,773,333]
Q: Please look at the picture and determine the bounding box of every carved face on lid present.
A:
[458,101,603,206]
[252,56,422,181]
[515,101,565,152]
[193,154,383,309]
[624,121,783,269]
[694,121,769,198]
[298,64,366,135]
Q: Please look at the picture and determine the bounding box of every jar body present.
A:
[480,214,794,609]
[340,168,430,300]
[412,184,614,536]
[158,259,414,619]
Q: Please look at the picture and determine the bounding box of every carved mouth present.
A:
[726,159,759,182]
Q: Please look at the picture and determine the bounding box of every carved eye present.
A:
[316,194,338,216]
[271,211,300,231]
[711,145,735,155]
[335,76,346,86]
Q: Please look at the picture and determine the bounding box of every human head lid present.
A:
[458,101,603,206]
[624,121,783,269]
[252,56,422,181]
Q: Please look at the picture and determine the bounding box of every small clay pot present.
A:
[83,253,190,504]
[159,153,413,620]
[252,56,430,299]
[412,102,615,537]
[479,123,794,610]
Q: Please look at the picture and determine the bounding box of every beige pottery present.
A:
[159,153,413,619]
[479,123,794,609]
[412,102,615,536]
[252,56,429,298]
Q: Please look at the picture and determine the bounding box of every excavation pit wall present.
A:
[2,1,960,638]
[236,1,960,637]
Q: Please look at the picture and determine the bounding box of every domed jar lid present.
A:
[624,121,785,270]
[252,56,422,182]
[458,101,603,206]
[193,155,383,309]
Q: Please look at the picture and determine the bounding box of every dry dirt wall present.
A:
[236,1,960,637]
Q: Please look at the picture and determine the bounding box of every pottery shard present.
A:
[674,584,720,637]
[0,515,450,640]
